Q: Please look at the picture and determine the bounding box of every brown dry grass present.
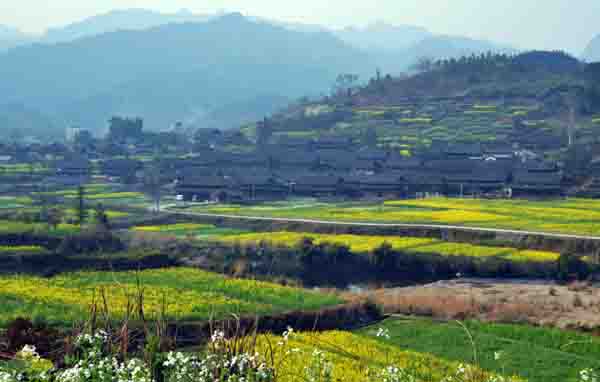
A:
[345,278,600,330]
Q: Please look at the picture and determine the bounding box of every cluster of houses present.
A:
[1,129,565,202]
[169,138,564,202]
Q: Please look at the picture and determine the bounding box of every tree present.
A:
[333,73,359,97]
[364,127,378,148]
[75,185,88,226]
[256,117,273,147]
[144,160,162,213]
[372,241,394,269]
[108,116,144,143]
[94,203,110,231]
[412,57,434,73]
[47,208,64,230]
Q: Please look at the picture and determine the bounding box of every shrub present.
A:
[57,230,124,256]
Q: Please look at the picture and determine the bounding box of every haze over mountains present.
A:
[0,25,33,52]
[583,34,600,63]
[1,8,593,136]
[0,13,369,133]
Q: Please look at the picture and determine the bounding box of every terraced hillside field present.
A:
[0,268,341,327]
[185,197,600,236]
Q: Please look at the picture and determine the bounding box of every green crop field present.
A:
[184,197,600,236]
[132,223,248,239]
[0,268,341,327]
[0,163,47,174]
[0,245,47,256]
[220,231,559,263]
[358,318,600,382]
[259,329,502,382]
[0,220,80,236]
[0,196,32,209]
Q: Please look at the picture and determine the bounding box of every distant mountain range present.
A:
[0,13,370,133]
[583,34,600,63]
[0,9,520,136]
[334,22,433,52]
[0,25,33,52]
[42,8,214,44]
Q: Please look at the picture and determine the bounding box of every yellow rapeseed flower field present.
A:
[0,268,341,327]
[221,232,559,263]
[258,330,506,382]
[194,197,600,236]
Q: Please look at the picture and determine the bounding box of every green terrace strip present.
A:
[34,184,113,197]
[0,220,80,236]
[0,245,47,255]
[64,191,145,200]
[0,163,48,173]
[132,223,248,238]
[0,267,342,327]
[358,318,600,382]
[185,197,600,236]
[0,196,32,209]
[219,231,559,263]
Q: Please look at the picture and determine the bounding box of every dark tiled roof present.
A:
[178,175,235,188]
[269,149,319,165]
[294,175,344,186]
[344,174,402,186]
[516,160,558,172]
[423,159,478,173]
[357,148,389,161]
[512,170,562,186]
[386,157,422,169]
[445,143,482,156]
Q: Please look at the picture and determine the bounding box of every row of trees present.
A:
[413,51,582,76]
[210,237,584,288]
[20,185,111,230]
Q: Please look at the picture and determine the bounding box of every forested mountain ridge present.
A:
[0,13,371,132]
[42,8,214,43]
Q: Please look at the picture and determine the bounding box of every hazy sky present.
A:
[1,0,599,54]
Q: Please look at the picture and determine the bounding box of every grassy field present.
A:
[356,318,600,382]
[35,185,149,207]
[132,223,248,239]
[220,231,559,263]
[0,163,47,174]
[0,220,80,236]
[0,245,47,256]
[0,268,341,327]
[185,197,600,236]
[0,196,32,209]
